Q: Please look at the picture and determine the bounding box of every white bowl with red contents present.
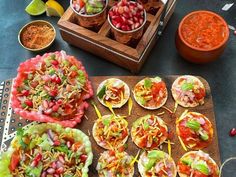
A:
[108,0,146,44]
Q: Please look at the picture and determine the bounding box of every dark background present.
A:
[1,0,236,170]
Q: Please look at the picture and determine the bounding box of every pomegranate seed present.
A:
[58,155,65,164]
[25,100,33,107]
[49,101,55,107]
[44,85,50,92]
[30,81,39,88]
[80,154,88,163]
[41,171,47,177]
[229,128,236,137]
[139,19,143,24]
[128,20,134,25]
[47,168,55,174]
[42,100,48,109]
[49,89,58,97]
[51,162,57,169]
[234,30,236,35]
[56,167,64,174]
[57,99,63,105]
[134,17,138,22]
[51,60,59,66]
[22,90,30,96]
[52,104,60,112]
[55,77,61,84]
[124,6,129,12]
[121,25,128,31]
[134,22,140,28]
[54,140,60,146]
[44,108,53,115]
[115,23,121,29]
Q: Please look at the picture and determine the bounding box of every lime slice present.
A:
[46,0,65,17]
[25,0,46,16]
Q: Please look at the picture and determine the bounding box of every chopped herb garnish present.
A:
[97,85,106,99]
[144,78,152,89]
[181,82,194,91]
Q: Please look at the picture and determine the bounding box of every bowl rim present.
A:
[18,20,56,52]
[178,10,229,52]
[107,2,147,34]
[70,0,108,17]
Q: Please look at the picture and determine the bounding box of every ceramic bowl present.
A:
[175,10,229,63]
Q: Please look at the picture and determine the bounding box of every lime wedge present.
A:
[25,0,46,16]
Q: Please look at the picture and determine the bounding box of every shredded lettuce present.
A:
[144,78,152,89]
[38,134,52,151]
[25,163,43,177]
[16,128,27,149]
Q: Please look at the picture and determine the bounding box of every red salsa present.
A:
[181,11,228,49]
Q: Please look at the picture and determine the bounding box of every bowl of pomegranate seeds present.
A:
[70,0,108,28]
[108,0,146,44]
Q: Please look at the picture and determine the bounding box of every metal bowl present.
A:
[18,20,56,52]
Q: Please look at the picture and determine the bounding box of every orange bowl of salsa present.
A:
[176,10,229,63]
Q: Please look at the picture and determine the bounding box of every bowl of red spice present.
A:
[176,10,229,63]
[18,20,56,52]
[108,0,146,44]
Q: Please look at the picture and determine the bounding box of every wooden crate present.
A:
[58,0,177,73]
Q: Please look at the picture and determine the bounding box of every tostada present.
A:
[133,77,168,110]
[138,150,177,177]
[96,78,130,108]
[171,75,206,107]
[177,150,219,177]
[131,114,168,150]
[92,114,129,149]
[176,111,213,150]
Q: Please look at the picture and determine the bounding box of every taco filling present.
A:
[133,77,167,109]
[177,151,219,177]
[92,115,129,149]
[176,112,213,150]
[96,150,134,177]
[171,75,206,107]
[131,114,168,150]
[138,150,177,177]
[97,78,130,108]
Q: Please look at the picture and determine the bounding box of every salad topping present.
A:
[92,115,129,149]
[131,114,168,150]
[133,77,168,109]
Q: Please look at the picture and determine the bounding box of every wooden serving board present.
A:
[0,76,220,177]
[58,0,177,73]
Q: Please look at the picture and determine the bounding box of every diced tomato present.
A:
[195,88,206,100]
[9,150,20,171]
[25,100,33,107]
[193,170,208,177]
[118,146,125,152]
[30,81,39,88]
[80,154,87,163]
[79,0,85,8]
[72,142,81,151]
[121,130,128,138]
[70,71,78,78]
[49,89,58,97]
[152,82,166,98]
[108,150,115,156]
[178,164,191,175]
[179,126,191,139]
[21,90,30,96]
[51,60,59,66]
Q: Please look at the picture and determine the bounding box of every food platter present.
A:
[0,75,220,176]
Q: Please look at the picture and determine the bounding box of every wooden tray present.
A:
[58,0,177,73]
[0,76,220,176]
